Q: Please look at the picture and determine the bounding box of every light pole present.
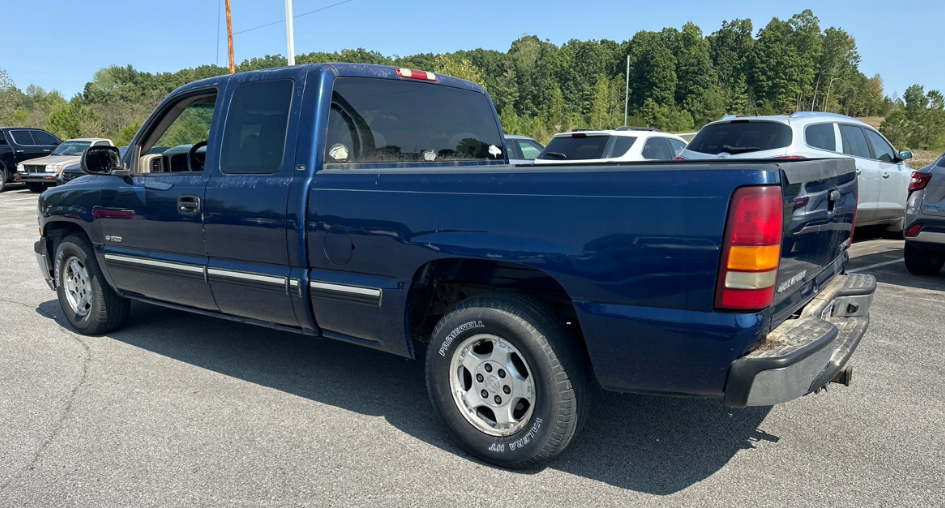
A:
[285,0,295,66]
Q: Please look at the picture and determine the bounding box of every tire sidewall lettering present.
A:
[437,320,484,357]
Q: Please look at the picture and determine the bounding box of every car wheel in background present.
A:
[26,183,47,193]
[904,243,945,276]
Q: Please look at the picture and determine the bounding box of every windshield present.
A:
[51,140,92,156]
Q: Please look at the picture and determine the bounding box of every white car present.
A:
[533,128,688,164]
[679,113,913,231]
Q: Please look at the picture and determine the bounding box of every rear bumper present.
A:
[723,273,876,408]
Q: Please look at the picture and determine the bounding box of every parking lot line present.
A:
[847,258,903,273]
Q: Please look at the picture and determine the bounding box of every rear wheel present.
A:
[425,293,589,468]
[0,165,8,192]
[26,182,47,193]
[55,234,130,334]
[904,243,945,276]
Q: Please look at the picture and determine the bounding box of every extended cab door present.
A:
[7,129,52,161]
[97,88,220,311]
[202,70,307,327]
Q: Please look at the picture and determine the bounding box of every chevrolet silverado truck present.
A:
[34,64,875,468]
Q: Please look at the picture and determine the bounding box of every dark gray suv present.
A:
[904,152,945,275]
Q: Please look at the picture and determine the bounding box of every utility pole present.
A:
[285,0,296,65]
[624,55,630,126]
[225,0,235,74]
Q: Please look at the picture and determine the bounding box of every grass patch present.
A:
[909,149,941,169]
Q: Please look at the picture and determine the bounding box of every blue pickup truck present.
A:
[34,64,875,468]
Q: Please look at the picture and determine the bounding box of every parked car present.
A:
[15,138,113,192]
[679,113,913,231]
[533,127,687,164]
[35,64,873,469]
[0,127,62,192]
[504,134,543,164]
[59,146,172,185]
[903,152,945,275]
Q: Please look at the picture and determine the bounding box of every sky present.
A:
[1,0,942,101]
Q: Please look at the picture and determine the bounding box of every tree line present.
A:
[0,9,943,150]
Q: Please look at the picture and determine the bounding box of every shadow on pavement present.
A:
[36,299,776,494]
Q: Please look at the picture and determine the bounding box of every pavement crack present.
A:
[0,296,92,493]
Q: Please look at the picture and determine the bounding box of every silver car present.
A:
[504,134,543,165]
[680,112,913,231]
[903,152,945,275]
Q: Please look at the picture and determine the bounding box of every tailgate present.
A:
[772,158,857,318]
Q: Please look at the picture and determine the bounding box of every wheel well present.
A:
[407,259,586,349]
[43,222,88,257]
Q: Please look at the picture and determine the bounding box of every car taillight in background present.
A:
[909,171,931,191]
[715,186,783,312]
[773,155,805,160]
[906,224,922,237]
[673,156,685,161]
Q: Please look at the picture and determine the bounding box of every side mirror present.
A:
[81,145,123,175]
[898,149,913,161]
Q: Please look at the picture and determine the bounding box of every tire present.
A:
[26,182,46,193]
[0,165,8,192]
[904,243,945,276]
[425,292,589,468]
[54,234,130,334]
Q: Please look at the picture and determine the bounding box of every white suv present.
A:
[533,127,687,164]
[679,112,913,231]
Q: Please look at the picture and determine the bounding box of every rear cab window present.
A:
[221,79,293,174]
[325,78,504,166]
[9,130,35,145]
[687,121,792,155]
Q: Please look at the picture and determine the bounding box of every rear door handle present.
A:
[177,195,201,216]
[882,173,890,179]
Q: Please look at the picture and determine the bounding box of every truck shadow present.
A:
[36,299,775,494]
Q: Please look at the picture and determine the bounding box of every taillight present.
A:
[773,155,805,160]
[906,224,922,237]
[715,186,783,312]
[571,133,587,138]
[394,68,437,82]
[909,172,931,191]
[673,156,685,161]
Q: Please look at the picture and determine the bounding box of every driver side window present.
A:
[136,91,217,175]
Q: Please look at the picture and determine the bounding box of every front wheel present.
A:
[904,243,945,276]
[54,234,130,334]
[426,293,589,468]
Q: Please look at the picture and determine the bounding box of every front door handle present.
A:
[177,195,201,216]
[882,173,890,179]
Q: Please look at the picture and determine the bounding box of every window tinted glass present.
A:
[519,139,543,160]
[221,79,293,174]
[667,138,687,157]
[326,78,504,164]
[539,135,609,160]
[9,130,35,145]
[805,123,836,151]
[505,139,524,160]
[31,130,60,145]
[864,128,896,163]
[0,135,6,146]
[610,136,637,157]
[839,125,871,158]
[687,121,792,155]
[642,137,674,160]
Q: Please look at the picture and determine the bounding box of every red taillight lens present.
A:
[906,224,922,237]
[909,172,931,191]
[792,196,809,210]
[715,186,783,312]
[571,133,587,138]
[773,155,805,160]
[673,156,685,161]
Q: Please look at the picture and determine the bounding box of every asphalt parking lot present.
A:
[1,185,942,507]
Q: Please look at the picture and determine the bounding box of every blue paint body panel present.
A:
[36,64,856,398]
